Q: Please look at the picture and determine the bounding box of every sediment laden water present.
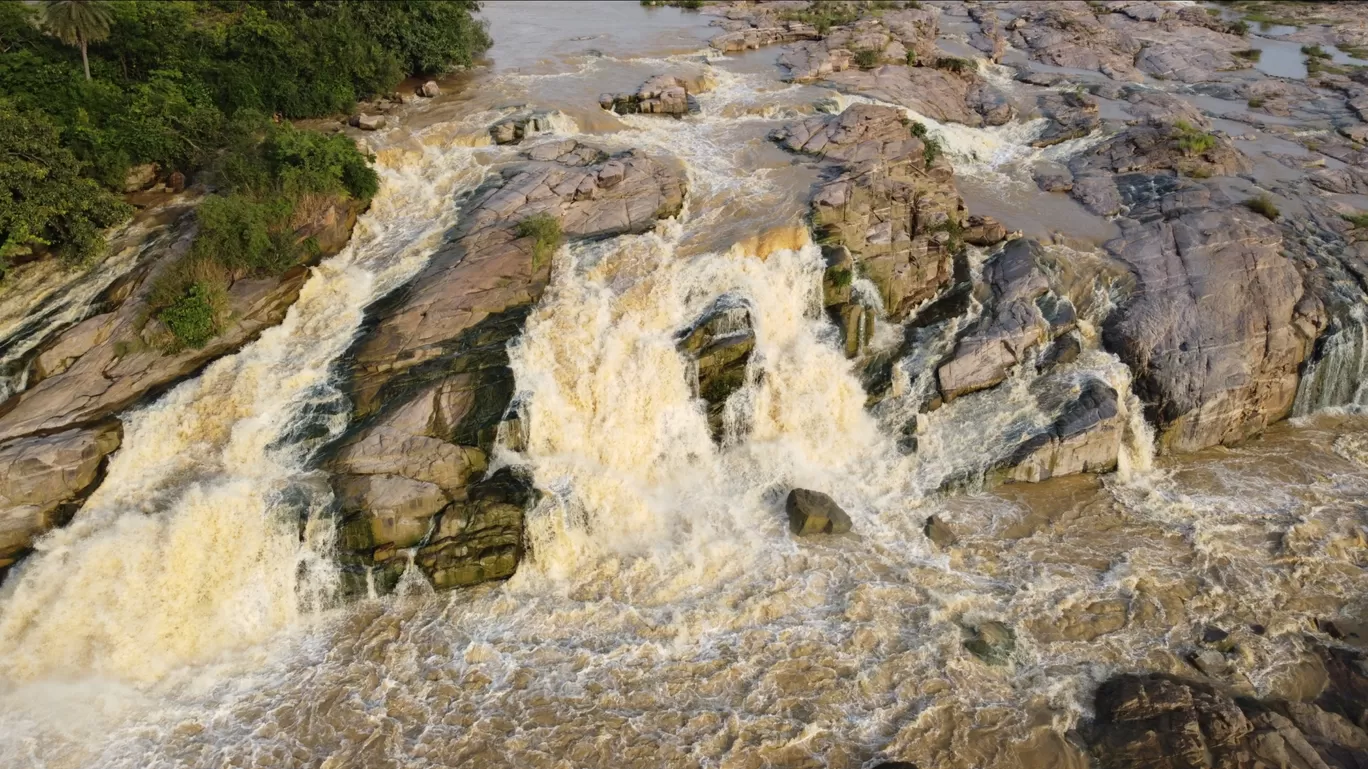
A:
[0,37,1366,769]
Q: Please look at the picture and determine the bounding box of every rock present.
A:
[122,163,159,193]
[1101,180,1321,452]
[335,144,685,593]
[677,295,754,441]
[1188,648,1234,678]
[1202,626,1230,644]
[961,214,1007,247]
[417,80,440,98]
[352,113,386,131]
[817,64,986,127]
[1007,5,1143,81]
[968,81,1015,126]
[937,240,1055,401]
[1038,332,1082,372]
[1033,91,1100,148]
[771,105,966,324]
[924,515,956,548]
[785,488,853,536]
[600,74,699,116]
[489,110,570,145]
[1002,377,1124,483]
[710,21,820,54]
[1033,161,1075,193]
[0,423,121,571]
[964,621,1016,665]
[1084,666,1368,769]
[0,197,361,445]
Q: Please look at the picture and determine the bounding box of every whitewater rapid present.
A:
[0,27,1365,769]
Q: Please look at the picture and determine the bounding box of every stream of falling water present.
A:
[1,20,1367,768]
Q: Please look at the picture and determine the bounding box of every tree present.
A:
[39,0,113,81]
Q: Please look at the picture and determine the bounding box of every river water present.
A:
[1,3,1366,768]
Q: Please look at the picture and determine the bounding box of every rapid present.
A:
[0,3,1366,768]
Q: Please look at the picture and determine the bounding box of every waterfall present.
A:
[0,127,492,684]
[1293,307,1368,416]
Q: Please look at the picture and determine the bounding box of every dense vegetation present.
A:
[0,0,490,275]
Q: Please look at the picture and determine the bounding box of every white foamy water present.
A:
[0,16,1366,769]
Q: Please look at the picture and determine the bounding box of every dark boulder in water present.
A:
[785,488,853,536]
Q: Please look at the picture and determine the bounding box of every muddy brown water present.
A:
[0,3,1364,768]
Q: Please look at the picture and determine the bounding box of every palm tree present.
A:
[39,0,114,81]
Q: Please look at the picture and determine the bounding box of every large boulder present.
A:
[0,422,121,573]
[333,142,686,593]
[489,110,570,145]
[1085,660,1368,769]
[785,488,853,536]
[1101,180,1322,452]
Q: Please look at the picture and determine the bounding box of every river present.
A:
[0,3,1365,768]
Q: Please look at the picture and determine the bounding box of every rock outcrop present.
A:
[600,74,701,116]
[676,295,754,441]
[710,20,820,54]
[1101,180,1322,453]
[771,105,982,339]
[489,110,570,145]
[0,196,361,575]
[333,141,685,593]
[1085,654,1368,769]
[1063,124,1250,216]
[0,422,121,573]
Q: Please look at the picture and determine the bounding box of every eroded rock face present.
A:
[710,20,820,54]
[1064,125,1250,216]
[1101,181,1322,453]
[1007,3,1143,81]
[334,142,686,592]
[489,110,569,145]
[0,422,121,572]
[771,105,978,328]
[1085,663,1368,769]
[0,198,360,445]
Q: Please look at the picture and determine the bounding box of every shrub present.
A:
[778,3,861,34]
[1244,194,1279,220]
[1228,19,1249,36]
[1342,212,1368,229]
[934,56,973,74]
[907,120,944,164]
[1247,96,1265,108]
[1301,44,1330,59]
[515,213,562,271]
[1234,49,1262,61]
[156,277,228,349]
[854,48,881,70]
[1174,120,1217,156]
[905,49,918,66]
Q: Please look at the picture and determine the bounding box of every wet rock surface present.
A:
[334,142,686,591]
[785,488,853,535]
[1101,180,1321,453]
[600,74,701,116]
[676,294,754,442]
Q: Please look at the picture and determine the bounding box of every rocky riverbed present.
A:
[1,1,1368,768]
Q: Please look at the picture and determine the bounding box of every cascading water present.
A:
[0,123,492,685]
[0,8,1366,767]
[1294,306,1368,416]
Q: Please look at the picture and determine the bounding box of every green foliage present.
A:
[1244,194,1279,220]
[1228,19,1250,36]
[854,48,881,70]
[827,267,853,289]
[1342,212,1368,229]
[1301,44,1330,59]
[905,49,917,66]
[778,2,862,34]
[934,56,973,74]
[1233,49,1262,61]
[515,213,562,271]
[0,99,131,265]
[907,119,943,164]
[1173,120,1217,156]
[157,280,224,349]
[0,0,485,266]
[1247,96,1265,108]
